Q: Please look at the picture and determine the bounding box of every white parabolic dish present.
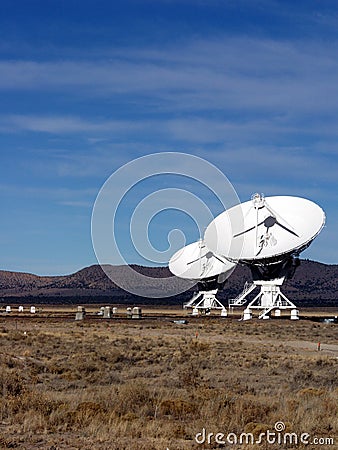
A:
[204,196,326,263]
[169,240,236,280]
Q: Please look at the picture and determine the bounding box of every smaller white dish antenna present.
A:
[169,239,236,315]
[169,239,235,280]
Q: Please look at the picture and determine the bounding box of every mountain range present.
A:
[0,259,337,306]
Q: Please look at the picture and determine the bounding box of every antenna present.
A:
[205,195,325,262]
[169,239,236,315]
[204,195,326,320]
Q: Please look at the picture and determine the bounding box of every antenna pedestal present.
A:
[183,289,226,315]
[237,277,297,320]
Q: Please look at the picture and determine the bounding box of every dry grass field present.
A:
[0,310,337,449]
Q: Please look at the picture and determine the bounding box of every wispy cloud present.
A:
[200,145,338,189]
[59,200,93,208]
[1,37,338,117]
[0,115,147,134]
[1,31,338,269]
[0,183,97,206]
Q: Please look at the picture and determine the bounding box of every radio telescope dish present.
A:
[205,194,325,264]
[169,239,235,280]
[205,193,326,320]
[169,239,236,315]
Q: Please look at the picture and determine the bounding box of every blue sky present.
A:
[1,0,338,275]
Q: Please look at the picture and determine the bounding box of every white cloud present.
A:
[1,114,147,134]
[200,145,338,187]
[0,183,97,206]
[59,200,93,208]
[1,36,338,117]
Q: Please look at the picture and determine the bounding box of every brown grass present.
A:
[0,314,337,449]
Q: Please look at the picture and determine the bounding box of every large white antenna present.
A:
[205,195,325,263]
[204,195,325,320]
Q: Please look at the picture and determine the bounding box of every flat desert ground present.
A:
[0,307,337,449]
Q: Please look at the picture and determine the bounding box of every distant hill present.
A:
[0,260,337,306]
